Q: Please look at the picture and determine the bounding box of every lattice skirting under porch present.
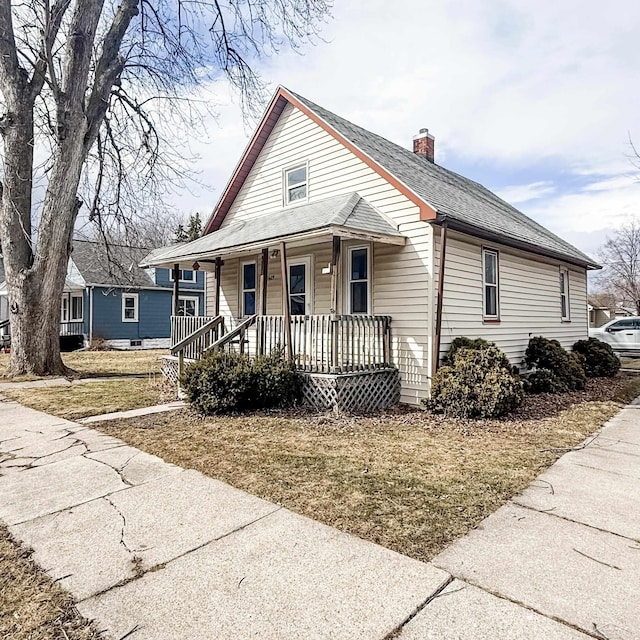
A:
[300,368,400,413]
[161,356,180,385]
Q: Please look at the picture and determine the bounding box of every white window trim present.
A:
[283,161,309,207]
[240,260,257,317]
[169,268,196,282]
[122,292,139,323]
[560,267,570,321]
[482,248,500,320]
[70,293,84,322]
[60,295,69,323]
[287,256,314,315]
[346,245,372,315]
[178,295,200,317]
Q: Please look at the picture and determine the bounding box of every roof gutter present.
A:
[431,217,601,270]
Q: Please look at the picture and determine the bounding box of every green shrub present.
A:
[441,336,493,367]
[181,348,301,415]
[251,348,303,409]
[572,338,620,378]
[428,345,524,418]
[524,369,567,394]
[524,336,586,392]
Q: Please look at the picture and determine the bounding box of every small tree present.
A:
[175,212,202,243]
[598,220,640,314]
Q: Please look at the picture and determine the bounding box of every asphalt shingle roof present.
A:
[71,239,156,288]
[142,193,402,266]
[289,90,598,268]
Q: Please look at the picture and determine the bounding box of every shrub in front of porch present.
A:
[427,345,524,419]
[181,349,301,415]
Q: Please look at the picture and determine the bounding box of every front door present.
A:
[288,257,312,315]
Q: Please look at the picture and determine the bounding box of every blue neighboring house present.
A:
[60,239,205,349]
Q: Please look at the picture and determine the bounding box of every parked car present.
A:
[589,317,640,352]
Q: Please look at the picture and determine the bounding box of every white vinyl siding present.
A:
[436,229,588,367]
[206,103,433,405]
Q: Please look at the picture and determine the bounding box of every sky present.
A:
[172,0,640,261]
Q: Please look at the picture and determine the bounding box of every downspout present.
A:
[433,221,448,376]
[88,286,94,346]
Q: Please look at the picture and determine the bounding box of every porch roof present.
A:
[141,193,405,268]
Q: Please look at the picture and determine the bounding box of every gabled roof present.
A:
[142,193,404,267]
[205,87,598,269]
[71,239,156,288]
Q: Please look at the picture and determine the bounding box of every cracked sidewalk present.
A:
[1,396,639,639]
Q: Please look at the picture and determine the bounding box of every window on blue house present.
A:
[178,296,199,317]
[169,269,196,282]
[71,295,83,321]
[122,293,139,322]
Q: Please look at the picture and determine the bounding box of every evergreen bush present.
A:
[524,336,586,393]
[572,338,620,378]
[181,348,301,415]
[428,345,524,418]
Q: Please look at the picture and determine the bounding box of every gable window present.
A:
[178,296,199,317]
[560,267,570,321]
[482,248,499,319]
[169,269,195,282]
[284,163,308,205]
[241,262,256,316]
[349,246,370,314]
[122,293,139,322]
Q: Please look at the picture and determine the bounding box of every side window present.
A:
[122,293,139,322]
[482,249,499,319]
[560,267,570,321]
[241,262,256,316]
[284,164,308,205]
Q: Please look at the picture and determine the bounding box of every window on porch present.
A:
[242,262,256,316]
[348,246,370,314]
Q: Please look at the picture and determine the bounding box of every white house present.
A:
[143,87,599,409]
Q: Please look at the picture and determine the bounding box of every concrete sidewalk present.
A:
[1,396,639,639]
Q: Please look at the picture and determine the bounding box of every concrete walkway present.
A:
[0,374,147,391]
[78,400,186,424]
[0,396,639,639]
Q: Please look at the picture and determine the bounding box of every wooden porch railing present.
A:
[170,315,225,360]
[59,321,84,337]
[169,314,392,376]
[171,315,225,377]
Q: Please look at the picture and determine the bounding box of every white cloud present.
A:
[159,0,640,253]
[495,181,556,204]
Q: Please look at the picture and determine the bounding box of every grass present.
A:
[0,349,166,381]
[99,375,640,563]
[0,524,99,640]
[3,378,171,420]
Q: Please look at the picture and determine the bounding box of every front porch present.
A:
[163,313,399,412]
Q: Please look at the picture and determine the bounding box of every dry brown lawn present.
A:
[620,356,640,370]
[0,349,165,381]
[100,374,640,563]
[0,525,99,640]
[4,378,172,420]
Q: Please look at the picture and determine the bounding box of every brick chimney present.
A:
[413,128,435,163]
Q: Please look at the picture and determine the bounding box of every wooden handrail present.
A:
[205,315,257,354]
[171,316,223,355]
